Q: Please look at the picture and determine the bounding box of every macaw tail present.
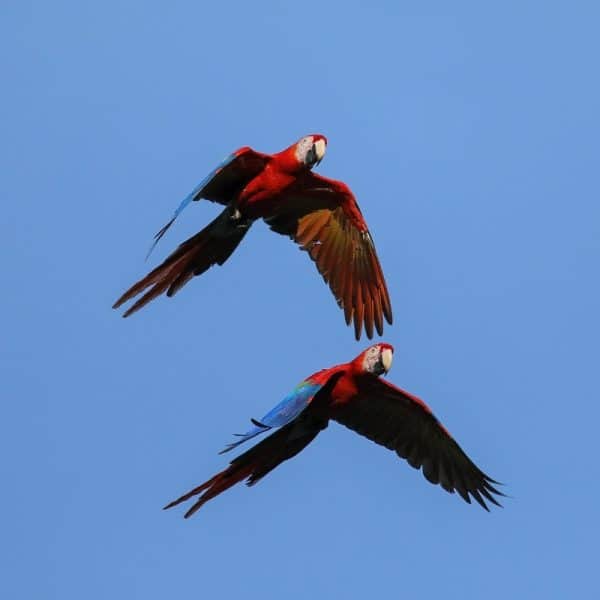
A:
[163,416,327,518]
[113,206,252,317]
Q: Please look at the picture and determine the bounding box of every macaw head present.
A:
[356,343,394,376]
[294,134,328,169]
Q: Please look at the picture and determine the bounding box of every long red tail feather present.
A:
[164,417,326,518]
[113,206,251,317]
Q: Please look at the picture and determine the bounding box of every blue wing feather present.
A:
[145,151,240,259]
[219,381,322,454]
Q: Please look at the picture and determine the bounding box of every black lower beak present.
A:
[372,359,386,376]
[306,144,319,168]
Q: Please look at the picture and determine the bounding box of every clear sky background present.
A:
[2,2,599,598]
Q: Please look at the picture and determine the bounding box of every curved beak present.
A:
[307,138,327,168]
[380,348,393,374]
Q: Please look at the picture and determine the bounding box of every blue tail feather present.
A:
[219,381,322,454]
[145,151,239,259]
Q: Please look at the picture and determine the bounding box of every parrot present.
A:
[112,134,392,339]
[164,343,503,518]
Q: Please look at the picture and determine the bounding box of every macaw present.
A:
[164,343,503,518]
[112,135,392,339]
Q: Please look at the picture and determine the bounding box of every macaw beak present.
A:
[380,348,393,374]
[307,138,327,168]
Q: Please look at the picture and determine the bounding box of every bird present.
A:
[112,134,392,339]
[164,343,503,518]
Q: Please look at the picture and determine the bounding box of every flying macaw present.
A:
[164,343,503,518]
[112,135,392,339]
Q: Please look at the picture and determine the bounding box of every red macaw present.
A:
[165,343,503,518]
[112,135,392,339]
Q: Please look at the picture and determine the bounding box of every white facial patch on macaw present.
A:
[295,136,314,164]
[363,345,382,373]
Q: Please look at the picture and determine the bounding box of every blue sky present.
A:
[2,2,599,598]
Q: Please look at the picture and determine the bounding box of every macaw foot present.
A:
[229,207,251,230]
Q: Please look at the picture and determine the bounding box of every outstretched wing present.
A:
[265,172,392,340]
[220,369,336,454]
[148,147,269,256]
[331,376,504,510]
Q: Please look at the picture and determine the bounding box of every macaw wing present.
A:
[219,373,331,454]
[147,147,269,257]
[331,376,504,510]
[265,173,392,340]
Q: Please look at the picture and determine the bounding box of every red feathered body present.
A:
[236,142,316,215]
